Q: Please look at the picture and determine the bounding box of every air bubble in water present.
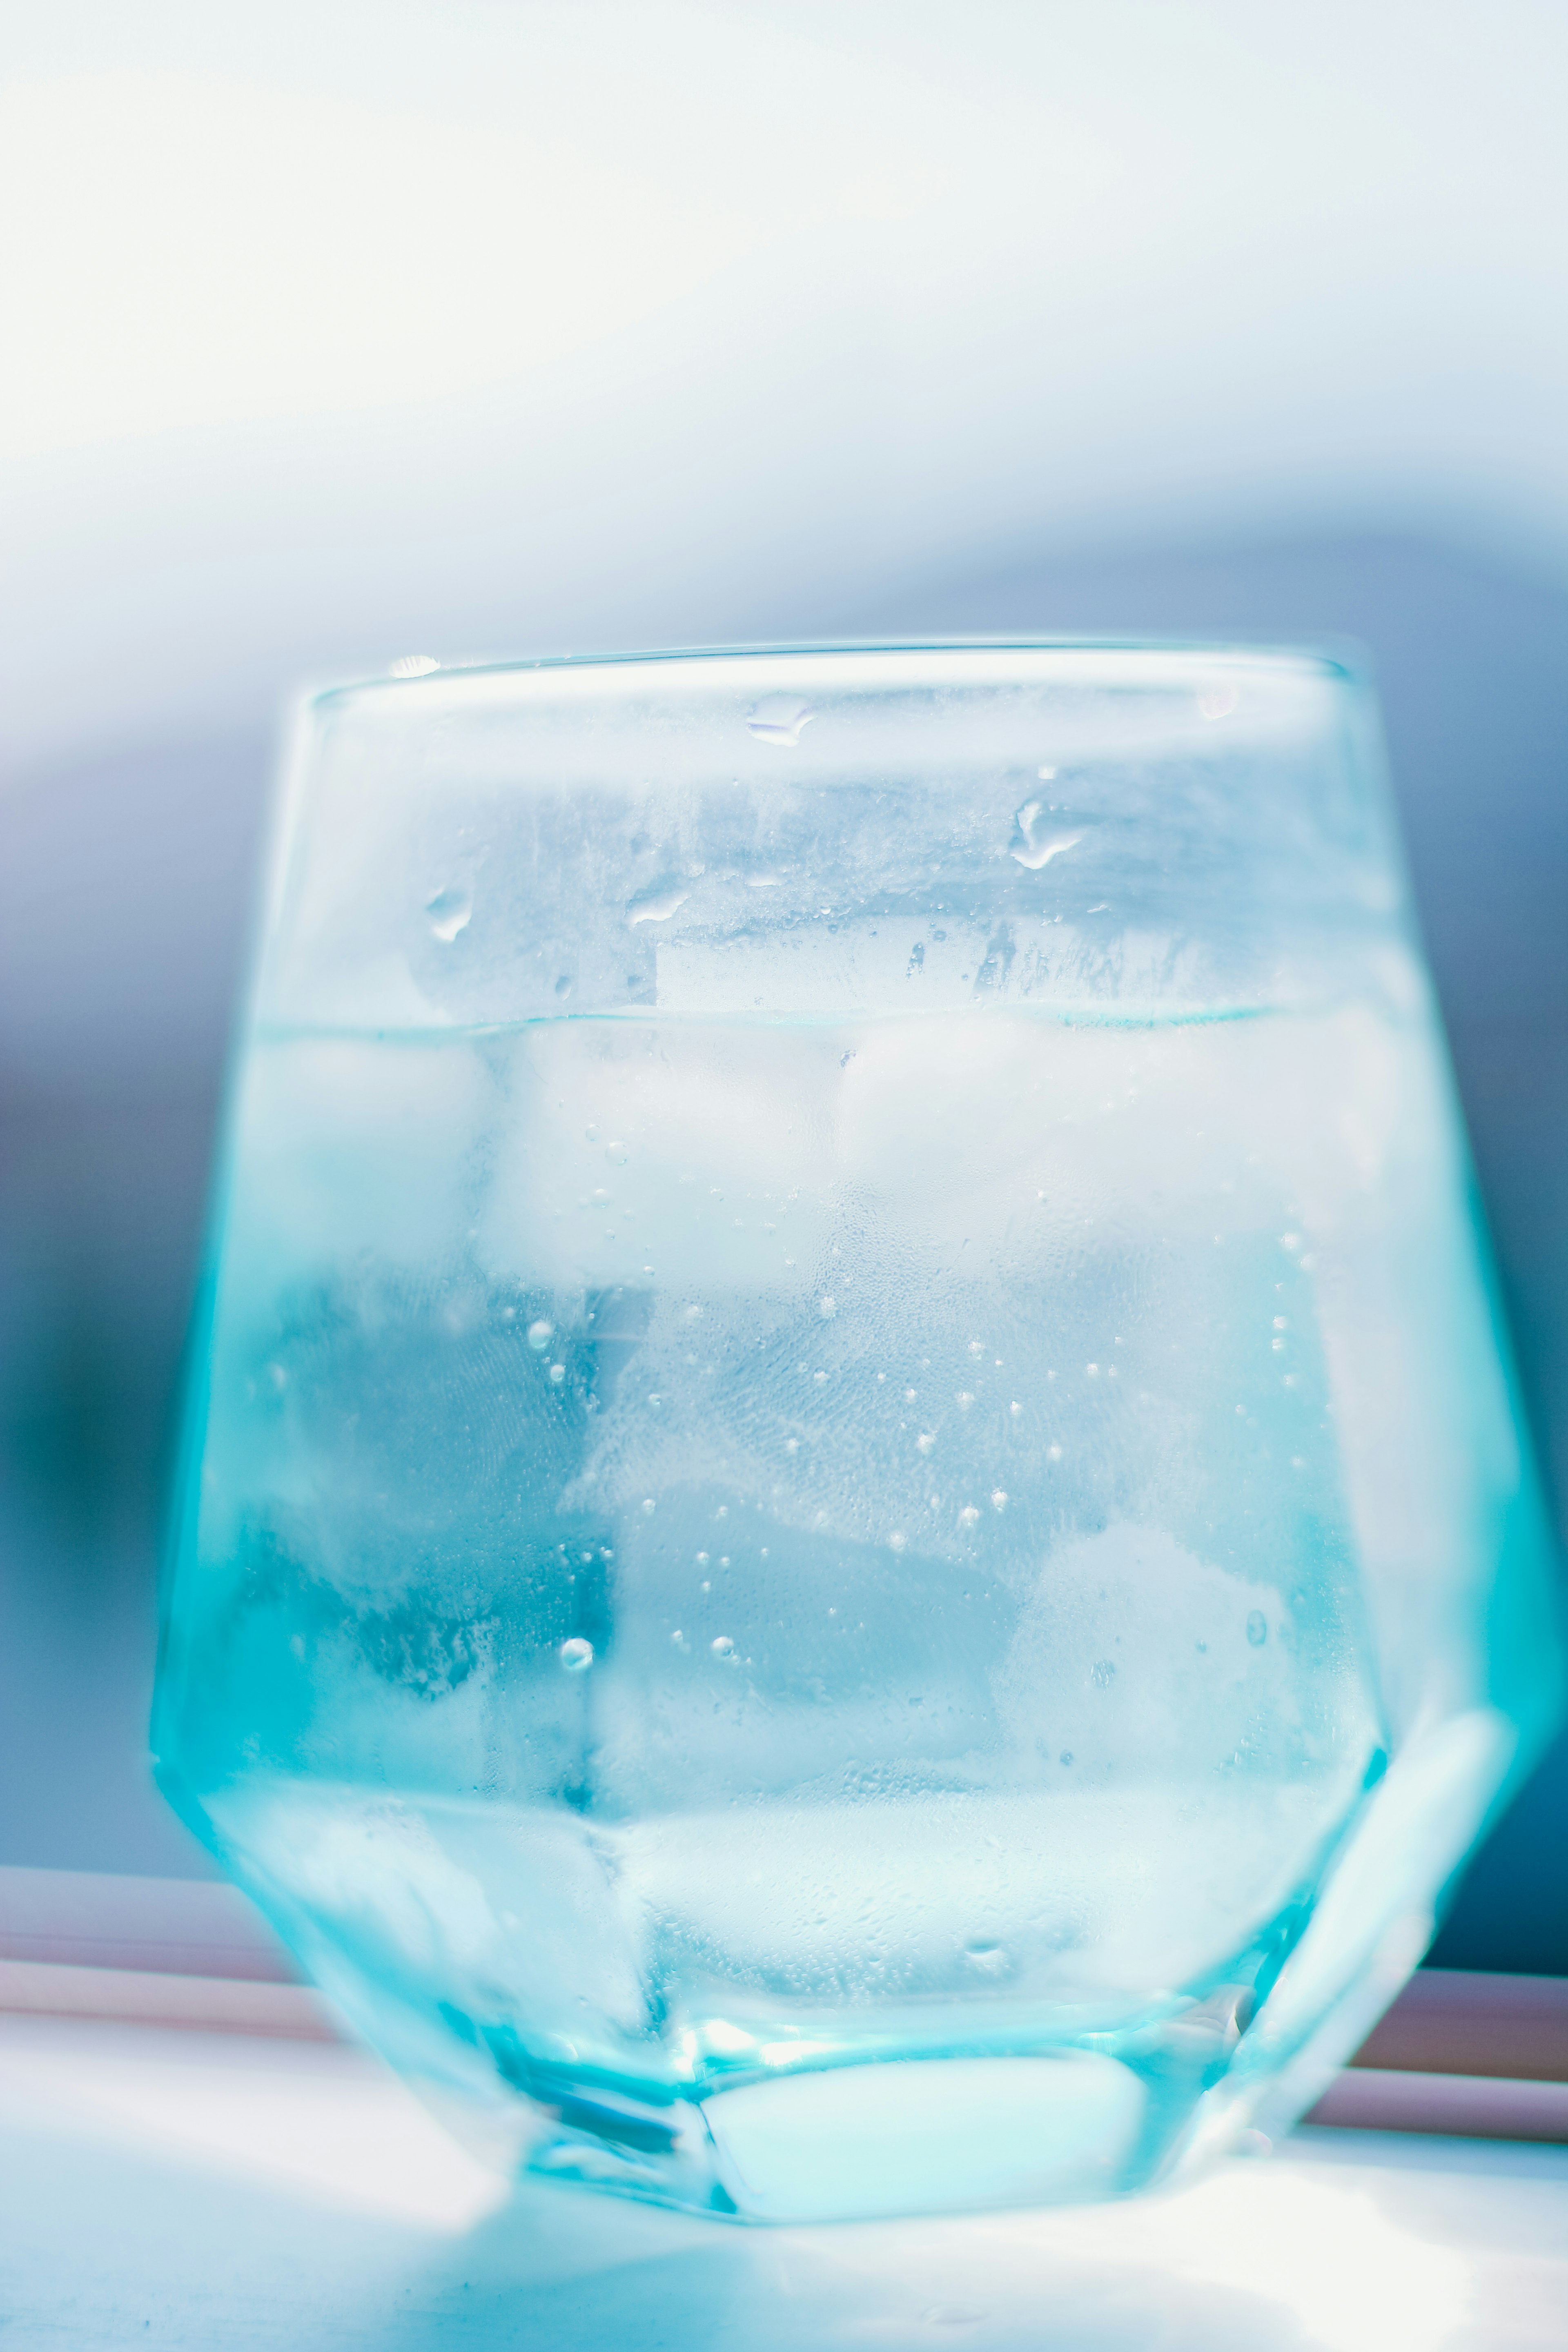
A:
[548,1363,566,1385]
[746,694,815,746]
[559,1638,594,1673]
[527,1319,554,1351]
[1246,1611,1268,1647]
[425,882,473,942]
[606,1140,630,1165]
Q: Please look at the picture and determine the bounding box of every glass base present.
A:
[526,2050,1158,2222]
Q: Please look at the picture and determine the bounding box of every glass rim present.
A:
[307,633,1371,716]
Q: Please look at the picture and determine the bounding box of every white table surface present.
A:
[2,2014,1564,2352]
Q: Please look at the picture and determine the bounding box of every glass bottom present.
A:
[527,2047,1175,2222]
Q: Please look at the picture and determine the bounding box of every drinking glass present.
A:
[154,644,1562,2222]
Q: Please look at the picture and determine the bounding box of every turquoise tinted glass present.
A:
[155,645,1562,2220]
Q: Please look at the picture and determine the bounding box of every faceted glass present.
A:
[155,645,1562,2221]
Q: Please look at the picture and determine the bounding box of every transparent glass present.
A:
[155,644,1562,2222]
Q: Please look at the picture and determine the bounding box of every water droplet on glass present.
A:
[527,1319,554,1350]
[958,1505,980,1530]
[889,1530,908,1553]
[711,1635,736,1659]
[425,882,473,942]
[1246,1610,1268,1647]
[627,879,690,926]
[696,1550,710,1566]
[746,694,815,746]
[1010,800,1084,871]
[606,1140,630,1165]
[548,1363,566,1385]
[963,1939,1009,1976]
[559,1637,594,1673]
[991,1489,1008,1511]
[641,1497,657,1516]
[671,1628,688,1650]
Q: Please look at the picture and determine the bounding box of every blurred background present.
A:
[2,0,1565,1973]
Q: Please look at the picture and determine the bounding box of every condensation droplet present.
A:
[425,882,473,942]
[548,1363,566,1385]
[641,1497,657,1516]
[627,879,689,926]
[991,1489,1008,1511]
[746,694,815,746]
[958,1505,981,1529]
[1010,800,1083,871]
[819,1296,836,1318]
[559,1637,594,1673]
[889,1530,908,1553]
[711,1635,736,1659]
